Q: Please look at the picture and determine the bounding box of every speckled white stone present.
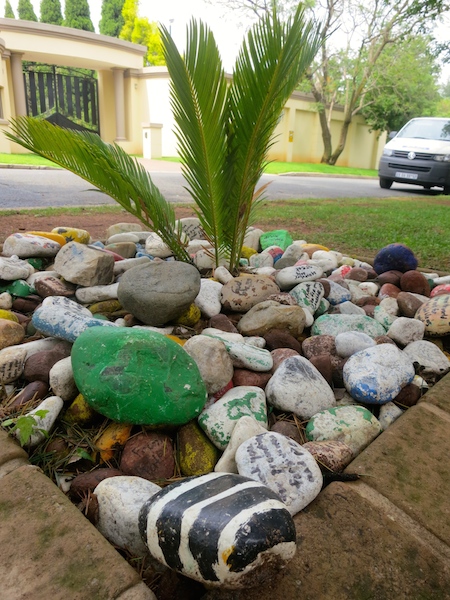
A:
[387,317,425,346]
[358,282,379,296]
[194,279,223,318]
[0,256,35,280]
[213,266,234,284]
[335,331,376,358]
[144,232,173,258]
[49,356,78,402]
[75,282,119,304]
[403,340,450,377]
[218,339,273,372]
[378,402,404,431]
[236,432,323,516]
[215,416,267,473]
[266,355,336,419]
[3,233,61,258]
[306,405,382,456]
[183,335,234,395]
[95,476,161,556]
[198,386,268,450]
[343,344,415,404]
[249,252,274,269]
[338,301,366,315]
[244,227,264,250]
[373,305,397,329]
[308,250,339,273]
[275,265,323,291]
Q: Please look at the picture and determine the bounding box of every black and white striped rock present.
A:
[235,432,323,516]
[138,472,296,588]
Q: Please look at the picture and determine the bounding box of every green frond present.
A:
[5,117,190,261]
[161,21,232,266]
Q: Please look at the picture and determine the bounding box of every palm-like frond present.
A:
[226,6,323,271]
[161,21,231,266]
[5,117,190,262]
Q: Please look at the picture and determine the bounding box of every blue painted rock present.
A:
[71,327,207,425]
[343,344,415,404]
[373,243,418,275]
[138,472,296,588]
[32,296,117,343]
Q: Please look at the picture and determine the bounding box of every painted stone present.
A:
[75,283,119,304]
[325,280,352,305]
[259,229,293,251]
[387,317,425,346]
[275,265,323,291]
[178,421,220,476]
[0,345,27,384]
[415,295,450,336]
[194,279,223,318]
[95,476,161,556]
[249,251,274,269]
[218,338,273,372]
[373,243,418,275]
[0,256,35,281]
[335,331,376,358]
[138,472,296,588]
[237,300,306,339]
[2,233,61,258]
[183,335,234,395]
[302,440,354,472]
[32,296,117,343]
[179,217,206,240]
[235,432,323,516]
[117,260,201,326]
[305,405,382,456]
[311,314,386,338]
[198,386,268,450]
[289,281,324,315]
[378,402,404,431]
[0,279,35,298]
[343,344,415,404]
[403,340,450,378]
[52,226,91,244]
[215,416,267,474]
[338,300,366,315]
[71,327,207,425]
[430,284,450,298]
[220,275,280,313]
[266,355,336,419]
[54,242,115,286]
[34,276,76,299]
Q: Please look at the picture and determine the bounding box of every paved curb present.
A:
[0,371,449,599]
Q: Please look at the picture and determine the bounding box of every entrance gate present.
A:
[23,63,100,134]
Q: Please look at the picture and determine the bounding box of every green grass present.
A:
[264,161,378,177]
[0,153,60,167]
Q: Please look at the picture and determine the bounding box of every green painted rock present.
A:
[259,229,293,251]
[71,327,207,426]
[177,420,219,476]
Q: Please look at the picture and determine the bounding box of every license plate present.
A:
[395,171,418,180]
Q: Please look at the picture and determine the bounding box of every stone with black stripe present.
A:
[138,472,296,588]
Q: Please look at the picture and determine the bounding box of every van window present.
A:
[398,118,450,141]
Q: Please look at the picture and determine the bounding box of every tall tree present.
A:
[40,0,63,25]
[120,0,138,41]
[64,0,94,31]
[4,0,15,18]
[17,0,38,21]
[100,0,125,37]
[120,0,165,65]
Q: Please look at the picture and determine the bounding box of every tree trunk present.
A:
[328,116,352,165]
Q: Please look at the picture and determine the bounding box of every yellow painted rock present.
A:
[177,420,219,476]
[166,334,186,346]
[64,393,98,426]
[173,304,201,327]
[51,227,91,244]
[27,231,67,246]
[0,310,19,323]
[301,243,330,257]
[89,299,123,315]
[241,246,258,259]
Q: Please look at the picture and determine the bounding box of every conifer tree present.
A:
[64,0,94,31]
[4,0,15,18]
[17,0,38,21]
[99,0,125,37]
[40,0,63,25]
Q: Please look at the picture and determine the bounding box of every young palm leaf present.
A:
[5,117,190,262]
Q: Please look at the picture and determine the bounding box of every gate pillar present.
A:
[10,52,27,117]
[112,67,126,141]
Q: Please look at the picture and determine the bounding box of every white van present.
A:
[378,117,450,194]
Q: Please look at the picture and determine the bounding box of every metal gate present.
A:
[23,64,100,134]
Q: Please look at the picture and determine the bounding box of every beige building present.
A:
[0,18,385,168]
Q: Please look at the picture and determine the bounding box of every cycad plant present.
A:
[6,6,321,272]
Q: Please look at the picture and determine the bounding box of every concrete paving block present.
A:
[0,427,29,478]
[346,402,450,546]
[202,481,450,600]
[0,464,145,600]
[419,372,450,414]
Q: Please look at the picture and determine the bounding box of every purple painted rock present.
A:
[373,244,418,275]
[138,472,296,588]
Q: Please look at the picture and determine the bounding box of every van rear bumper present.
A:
[378,156,450,188]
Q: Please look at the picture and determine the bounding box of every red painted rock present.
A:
[120,432,175,481]
[400,270,430,296]
[430,284,450,298]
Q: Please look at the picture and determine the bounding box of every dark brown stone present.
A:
[378,283,401,299]
[355,296,381,307]
[302,334,336,359]
[263,329,302,353]
[393,383,423,407]
[70,468,123,499]
[362,304,376,317]
[345,267,368,282]
[34,276,76,298]
[232,369,272,389]
[400,270,431,297]
[376,270,403,286]
[23,342,72,383]
[270,421,303,444]
[9,380,49,409]
[331,356,347,388]
[208,314,239,333]
[309,354,333,386]
[270,348,300,371]
[374,335,397,345]
[12,295,42,313]
[316,279,330,297]
[120,432,175,481]
[397,291,426,318]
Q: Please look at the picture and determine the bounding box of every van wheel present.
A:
[443,186,450,195]
[379,178,393,189]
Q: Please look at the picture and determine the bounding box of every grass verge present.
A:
[0,153,60,167]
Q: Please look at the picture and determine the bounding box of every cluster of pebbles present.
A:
[0,220,449,591]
